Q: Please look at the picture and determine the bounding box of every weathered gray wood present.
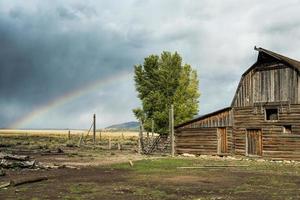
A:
[137,139,141,154]
[151,119,154,137]
[176,48,300,160]
[139,120,144,152]
[177,165,249,169]
[68,130,71,141]
[93,114,96,145]
[108,138,111,150]
[232,61,300,107]
[78,133,84,147]
[11,176,48,187]
[170,105,175,157]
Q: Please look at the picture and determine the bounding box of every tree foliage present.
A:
[133,52,200,134]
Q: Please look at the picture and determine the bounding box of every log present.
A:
[0,153,29,161]
[40,152,65,156]
[11,176,48,187]
[0,182,10,189]
[0,160,35,169]
[177,165,249,169]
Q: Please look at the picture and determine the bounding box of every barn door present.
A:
[217,128,227,154]
[246,129,262,156]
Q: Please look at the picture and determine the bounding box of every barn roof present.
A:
[175,107,231,129]
[255,47,300,72]
[241,47,300,77]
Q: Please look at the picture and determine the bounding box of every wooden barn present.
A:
[175,47,300,160]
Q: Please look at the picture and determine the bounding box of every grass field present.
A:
[0,132,299,199]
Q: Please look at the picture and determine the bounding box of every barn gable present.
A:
[231,47,300,107]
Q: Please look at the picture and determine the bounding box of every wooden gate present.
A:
[217,128,227,154]
[246,129,262,156]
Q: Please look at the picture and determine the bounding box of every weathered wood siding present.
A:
[175,49,300,160]
[232,63,300,107]
[175,127,233,155]
[234,105,300,160]
[178,109,233,129]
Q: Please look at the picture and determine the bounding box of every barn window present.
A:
[265,108,278,121]
[283,125,292,134]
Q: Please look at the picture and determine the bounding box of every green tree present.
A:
[133,52,200,135]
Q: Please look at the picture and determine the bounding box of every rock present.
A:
[181,153,196,157]
[283,160,291,164]
[66,143,76,147]
[0,169,5,176]
[226,156,237,160]
[57,164,66,169]
[199,155,208,159]
[56,148,64,153]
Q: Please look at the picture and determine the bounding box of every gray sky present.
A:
[0,0,300,129]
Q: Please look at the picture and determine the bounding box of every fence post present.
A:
[68,130,71,141]
[78,133,84,147]
[108,137,111,150]
[139,120,144,153]
[137,139,141,154]
[151,119,154,138]
[93,114,96,145]
[170,104,175,157]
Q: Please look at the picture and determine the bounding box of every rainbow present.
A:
[10,70,132,129]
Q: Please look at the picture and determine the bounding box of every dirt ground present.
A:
[0,153,300,200]
[0,134,300,200]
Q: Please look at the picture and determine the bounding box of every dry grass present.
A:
[0,129,139,140]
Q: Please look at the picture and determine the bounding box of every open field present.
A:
[0,129,139,139]
[0,133,299,199]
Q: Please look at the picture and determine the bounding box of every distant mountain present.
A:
[105,121,139,131]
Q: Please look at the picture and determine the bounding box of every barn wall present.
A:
[175,127,233,155]
[226,127,233,154]
[232,63,300,107]
[234,105,300,160]
[178,109,233,129]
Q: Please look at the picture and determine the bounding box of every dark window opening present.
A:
[283,125,292,134]
[265,108,278,121]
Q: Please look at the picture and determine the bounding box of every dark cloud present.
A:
[0,2,140,128]
[0,0,299,128]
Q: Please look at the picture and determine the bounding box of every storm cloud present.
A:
[0,0,300,128]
